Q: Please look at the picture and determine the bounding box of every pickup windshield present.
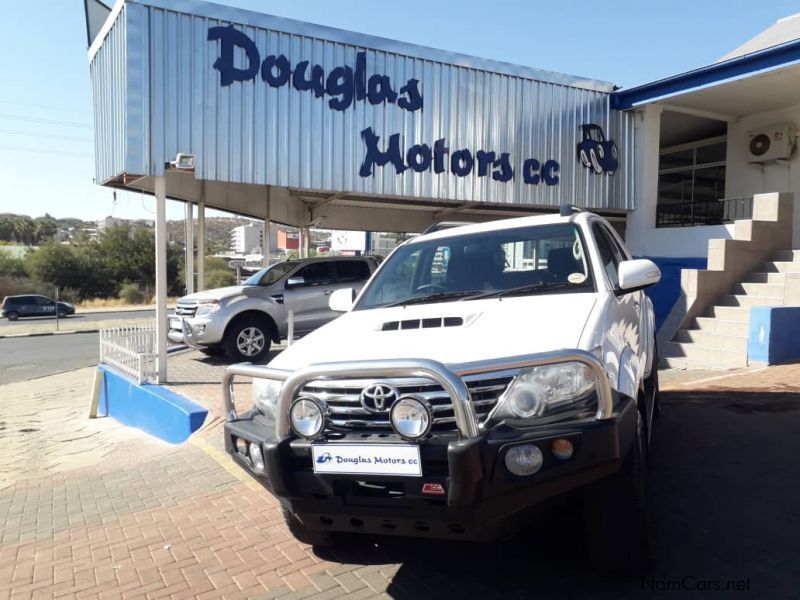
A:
[355,223,594,310]
[243,261,300,286]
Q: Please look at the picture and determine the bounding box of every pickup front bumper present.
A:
[224,395,634,540]
[220,352,635,540]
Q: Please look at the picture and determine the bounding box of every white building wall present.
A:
[724,104,800,247]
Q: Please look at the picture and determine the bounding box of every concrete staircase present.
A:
[662,249,800,369]
[658,192,797,370]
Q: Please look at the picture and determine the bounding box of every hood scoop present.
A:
[381,316,464,331]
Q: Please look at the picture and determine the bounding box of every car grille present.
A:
[299,371,517,433]
[175,303,197,318]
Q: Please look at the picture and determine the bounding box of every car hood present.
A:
[269,293,597,370]
[178,286,256,302]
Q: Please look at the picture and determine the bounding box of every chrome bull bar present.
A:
[221,349,614,440]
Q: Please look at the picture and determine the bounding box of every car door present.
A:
[591,222,643,397]
[282,261,337,333]
[18,296,38,317]
[34,296,56,317]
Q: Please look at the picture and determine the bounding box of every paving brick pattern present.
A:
[2,357,799,598]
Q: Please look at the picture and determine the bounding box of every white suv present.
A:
[222,207,662,571]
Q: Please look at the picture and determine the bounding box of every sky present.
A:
[0,0,799,222]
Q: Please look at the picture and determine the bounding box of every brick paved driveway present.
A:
[2,357,799,598]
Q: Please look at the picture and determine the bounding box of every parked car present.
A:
[1,295,75,321]
[577,124,618,174]
[223,208,662,571]
[169,256,381,362]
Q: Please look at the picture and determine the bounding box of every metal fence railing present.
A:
[656,196,754,228]
[99,322,157,384]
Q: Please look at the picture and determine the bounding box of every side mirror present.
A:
[329,287,355,312]
[286,276,304,288]
[618,259,661,293]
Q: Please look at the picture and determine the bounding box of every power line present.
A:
[0,100,92,115]
[0,129,93,142]
[0,145,93,159]
[0,114,92,129]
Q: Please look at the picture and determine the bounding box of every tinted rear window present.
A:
[336,260,371,283]
[4,297,24,307]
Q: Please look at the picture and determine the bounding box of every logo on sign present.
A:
[360,384,398,413]
[316,452,333,464]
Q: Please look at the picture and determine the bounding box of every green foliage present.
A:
[205,268,236,289]
[118,282,148,304]
[0,250,27,277]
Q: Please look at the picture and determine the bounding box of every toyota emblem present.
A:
[360,383,399,413]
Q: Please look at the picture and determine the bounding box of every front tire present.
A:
[583,409,652,572]
[223,316,272,362]
[57,310,67,319]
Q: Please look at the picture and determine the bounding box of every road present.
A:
[0,332,99,385]
[0,309,155,328]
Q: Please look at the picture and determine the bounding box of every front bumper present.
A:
[224,393,635,540]
[167,315,221,346]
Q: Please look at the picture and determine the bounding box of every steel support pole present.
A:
[197,199,205,291]
[184,202,194,295]
[154,176,168,383]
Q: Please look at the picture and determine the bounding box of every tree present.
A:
[0,217,14,242]
[12,216,35,245]
[34,215,58,243]
[25,243,85,292]
[96,224,180,294]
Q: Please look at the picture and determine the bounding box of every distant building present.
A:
[97,216,122,231]
[230,224,264,255]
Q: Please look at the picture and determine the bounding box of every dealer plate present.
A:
[312,444,421,477]
[169,317,182,331]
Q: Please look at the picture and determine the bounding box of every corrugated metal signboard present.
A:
[89,0,635,210]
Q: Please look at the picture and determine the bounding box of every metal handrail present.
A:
[221,350,614,439]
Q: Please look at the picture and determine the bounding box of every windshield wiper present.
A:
[386,290,482,307]
[463,282,581,301]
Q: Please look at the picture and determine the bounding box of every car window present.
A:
[291,262,334,287]
[244,261,299,286]
[592,223,622,289]
[34,296,53,305]
[334,260,371,283]
[3,297,19,306]
[356,223,594,309]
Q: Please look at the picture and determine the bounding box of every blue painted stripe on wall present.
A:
[641,256,707,330]
[97,365,208,444]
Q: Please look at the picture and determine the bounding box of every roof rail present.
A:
[559,204,584,217]
[422,221,473,235]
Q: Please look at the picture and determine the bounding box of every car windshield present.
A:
[587,127,603,142]
[355,223,594,310]
[243,261,300,286]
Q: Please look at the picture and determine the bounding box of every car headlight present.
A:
[290,397,326,439]
[194,301,221,317]
[253,379,282,419]
[491,362,596,421]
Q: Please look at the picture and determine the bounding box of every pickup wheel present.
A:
[282,508,336,548]
[582,409,652,573]
[223,316,272,362]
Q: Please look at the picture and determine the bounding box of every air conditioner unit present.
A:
[746,123,796,163]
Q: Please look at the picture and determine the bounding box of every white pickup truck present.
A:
[222,207,662,571]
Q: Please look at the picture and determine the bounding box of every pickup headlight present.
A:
[491,362,596,420]
[194,301,221,317]
[253,379,282,419]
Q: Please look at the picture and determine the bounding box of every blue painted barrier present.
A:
[748,306,800,366]
[97,364,208,444]
[641,256,707,331]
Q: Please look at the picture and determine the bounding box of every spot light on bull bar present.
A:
[390,396,432,440]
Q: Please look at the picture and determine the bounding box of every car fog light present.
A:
[195,324,206,333]
[248,442,265,472]
[234,437,247,455]
[390,396,432,440]
[551,438,574,460]
[504,444,543,476]
[290,397,325,439]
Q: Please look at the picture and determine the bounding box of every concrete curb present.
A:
[0,329,100,339]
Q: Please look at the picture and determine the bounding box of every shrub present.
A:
[0,276,77,302]
[205,269,236,289]
[118,282,148,305]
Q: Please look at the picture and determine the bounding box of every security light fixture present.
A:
[167,153,196,172]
